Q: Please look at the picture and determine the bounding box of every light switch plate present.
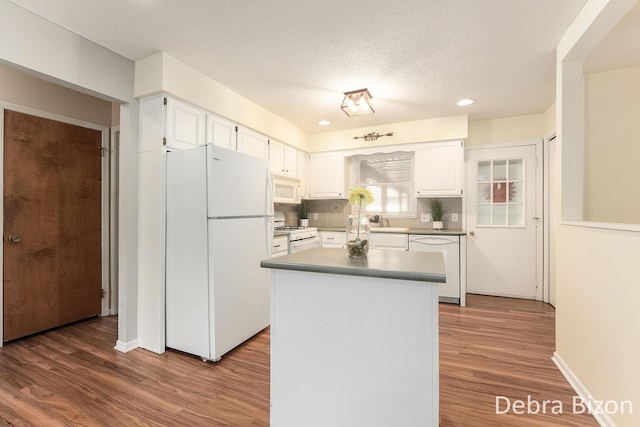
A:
[421,213,431,223]
[451,213,459,222]
[312,212,318,220]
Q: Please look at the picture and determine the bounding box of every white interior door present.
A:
[465,142,543,300]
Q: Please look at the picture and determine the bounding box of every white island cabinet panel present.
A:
[263,248,442,427]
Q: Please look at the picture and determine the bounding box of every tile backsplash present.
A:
[276,198,463,229]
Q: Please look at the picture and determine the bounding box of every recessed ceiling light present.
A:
[457,98,475,106]
[318,120,330,126]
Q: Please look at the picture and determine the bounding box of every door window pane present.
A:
[477,162,491,181]
[478,205,491,225]
[509,159,523,180]
[478,183,491,203]
[493,204,507,225]
[509,205,524,226]
[476,158,525,227]
[492,182,507,203]
[493,161,507,180]
[509,182,523,203]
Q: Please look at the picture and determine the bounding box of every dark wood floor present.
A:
[0,294,598,426]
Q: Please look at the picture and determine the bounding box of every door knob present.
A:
[468,231,475,236]
[8,235,20,243]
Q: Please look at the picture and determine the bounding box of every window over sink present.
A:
[350,151,415,217]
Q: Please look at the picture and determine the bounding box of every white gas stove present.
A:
[274,212,320,254]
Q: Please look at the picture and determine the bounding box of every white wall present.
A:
[135,52,309,151]
[0,1,133,103]
[584,65,640,224]
[556,225,640,424]
[308,115,468,152]
[555,1,640,426]
[0,64,113,126]
[0,0,139,351]
[467,114,546,146]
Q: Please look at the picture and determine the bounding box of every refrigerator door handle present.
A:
[266,171,274,216]
[266,217,274,257]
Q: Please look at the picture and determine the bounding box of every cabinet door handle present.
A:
[469,231,475,236]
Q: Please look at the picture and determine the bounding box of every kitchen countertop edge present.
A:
[261,248,445,283]
[315,226,466,235]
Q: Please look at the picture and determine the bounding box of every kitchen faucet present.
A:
[369,214,390,227]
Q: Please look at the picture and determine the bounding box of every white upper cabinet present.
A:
[269,139,298,177]
[269,139,285,172]
[205,114,237,150]
[237,126,269,159]
[284,145,298,177]
[309,151,345,199]
[297,151,307,198]
[415,140,464,197]
[165,97,206,149]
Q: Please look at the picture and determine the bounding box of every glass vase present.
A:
[346,214,370,258]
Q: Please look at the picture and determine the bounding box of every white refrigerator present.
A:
[165,144,273,361]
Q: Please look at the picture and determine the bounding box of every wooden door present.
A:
[465,143,543,300]
[3,110,102,341]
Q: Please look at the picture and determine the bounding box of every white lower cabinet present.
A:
[370,233,408,250]
[271,235,288,258]
[319,231,346,248]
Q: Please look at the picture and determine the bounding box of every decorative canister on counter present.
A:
[346,186,375,258]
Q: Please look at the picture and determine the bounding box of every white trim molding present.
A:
[114,339,139,353]
[552,352,615,427]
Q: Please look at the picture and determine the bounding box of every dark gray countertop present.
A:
[261,248,445,283]
[316,226,466,236]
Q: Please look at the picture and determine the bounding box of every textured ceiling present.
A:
[8,0,634,135]
[584,1,640,73]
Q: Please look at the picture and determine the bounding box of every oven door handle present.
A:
[289,236,320,252]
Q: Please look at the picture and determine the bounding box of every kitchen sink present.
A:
[370,227,410,233]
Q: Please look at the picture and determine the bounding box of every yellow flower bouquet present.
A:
[346,186,375,257]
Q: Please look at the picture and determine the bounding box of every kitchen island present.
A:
[260,248,445,427]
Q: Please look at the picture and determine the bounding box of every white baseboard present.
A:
[114,339,139,353]
[552,352,615,427]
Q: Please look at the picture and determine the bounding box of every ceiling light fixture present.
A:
[457,98,475,106]
[353,132,393,142]
[318,120,330,126]
[341,88,374,116]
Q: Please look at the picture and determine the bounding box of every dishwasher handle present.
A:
[409,236,456,246]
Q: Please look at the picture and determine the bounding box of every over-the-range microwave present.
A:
[273,175,301,204]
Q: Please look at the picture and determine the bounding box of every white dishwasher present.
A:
[409,235,461,305]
